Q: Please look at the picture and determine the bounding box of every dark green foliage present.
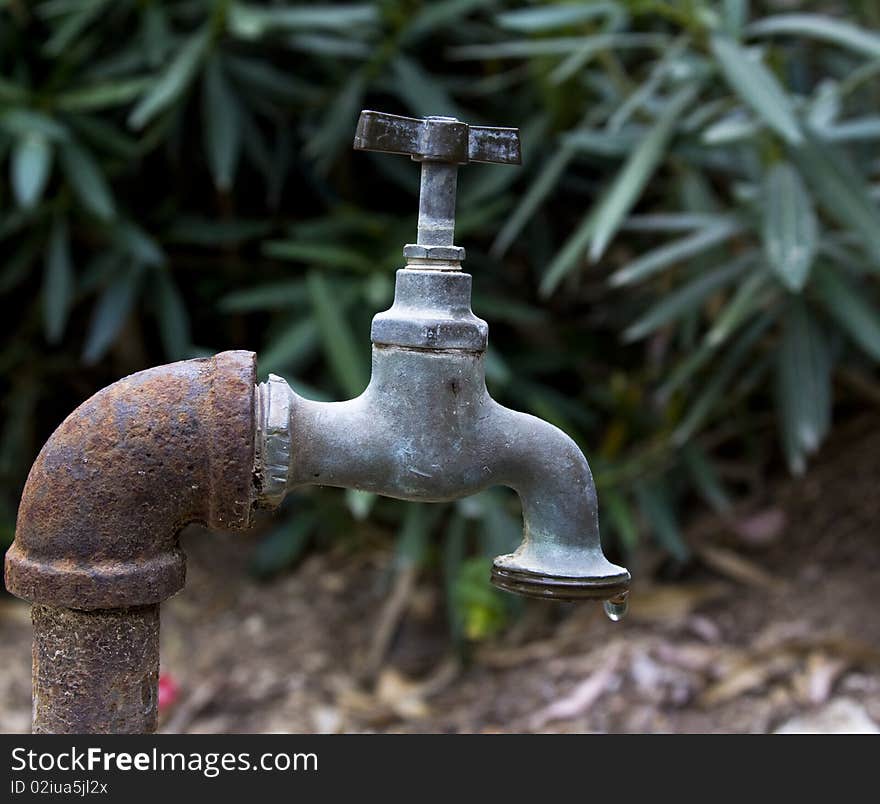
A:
[3,1,880,636]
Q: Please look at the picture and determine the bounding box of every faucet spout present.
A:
[256,317,630,603]
[482,406,630,601]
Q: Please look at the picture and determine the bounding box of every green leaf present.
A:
[305,71,366,168]
[153,270,190,360]
[496,3,625,32]
[224,55,319,103]
[551,32,663,83]
[623,255,749,342]
[250,512,316,579]
[141,3,171,68]
[11,133,53,208]
[263,240,371,272]
[288,33,371,58]
[55,78,152,112]
[167,217,270,246]
[634,481,688,561]
[59,140,116,220]
[0,77,28,105]
[42,0,108,56]
[705,269,770,347]
[453,556,510,641]
[610,219,743,286]
[392,56,460,119]
[673,313,775,445]
[67,113,139,159]
[748,15,880,59]
[682,444,732,514]
[775,300,831,474]
[306,271,368,397]
[402,0,494,44]
[793,135,880,263]
[114,221,165,267]
[0,109,69,141]
[710,35,803,145]
[492,146,573,258]
[588,85,698,263]
[43,217,74,344]
[540,87,699,296]
[563,128,642,156]
[442,511,467,642]
[722,0,747,38]
[0,239,39,294]
[701,113,759,145]
[658,341,717,401]
[259,317,319,375]
[621,213,728,232]
[819,117,880,143]
[128,27,210,130]
[220,280,309,313]
[395,504,431,568]
[202,56,242,191]
[813,266,880,361]
[82,266,140,364]
[762,162,817,292]
[602,489,639,552]
[450,33,666,60]
[228,3,378,38]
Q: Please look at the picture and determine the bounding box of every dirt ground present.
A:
[2,417,879,734]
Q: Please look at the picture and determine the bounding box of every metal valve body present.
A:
[258,111,630,603]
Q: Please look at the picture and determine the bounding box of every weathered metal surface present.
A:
[353,111,521,165]
[5,350,257,610]
[260,342,630,601]
[255,373,292,508]
[32,604,160,734]
[354,111,521,252]
[371,269,488,351]
[256,109,631,602]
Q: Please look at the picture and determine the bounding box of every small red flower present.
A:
[158,672,180,712]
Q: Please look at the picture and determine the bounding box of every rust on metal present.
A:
[32,604,160,734]
[5,350,258,610]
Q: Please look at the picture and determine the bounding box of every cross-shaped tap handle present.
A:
[353,110,521,165]
[353,111,521,258]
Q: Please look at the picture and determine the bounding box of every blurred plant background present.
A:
[2,0,880,643]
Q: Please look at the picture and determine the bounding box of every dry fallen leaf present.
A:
[795,652,848,705]
[375,668,431,720]
[697,544,779,590]
[729,507,786,548]
[774,698,880,734]
[627,583,728,624]
[700,651,799,706]
[527,646,622,729]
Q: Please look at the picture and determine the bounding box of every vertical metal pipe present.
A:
[32,604,160,734]
[417,162,458,246]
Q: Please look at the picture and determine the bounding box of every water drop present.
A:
[603,593,628,622]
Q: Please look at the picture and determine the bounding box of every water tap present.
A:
[257,111,630,614]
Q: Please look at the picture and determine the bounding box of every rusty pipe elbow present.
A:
[4,350,258,610]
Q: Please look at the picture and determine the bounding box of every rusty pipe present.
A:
[4,350,258,733]
[31,605,160,734]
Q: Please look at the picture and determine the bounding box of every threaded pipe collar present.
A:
[255,374,291,508]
